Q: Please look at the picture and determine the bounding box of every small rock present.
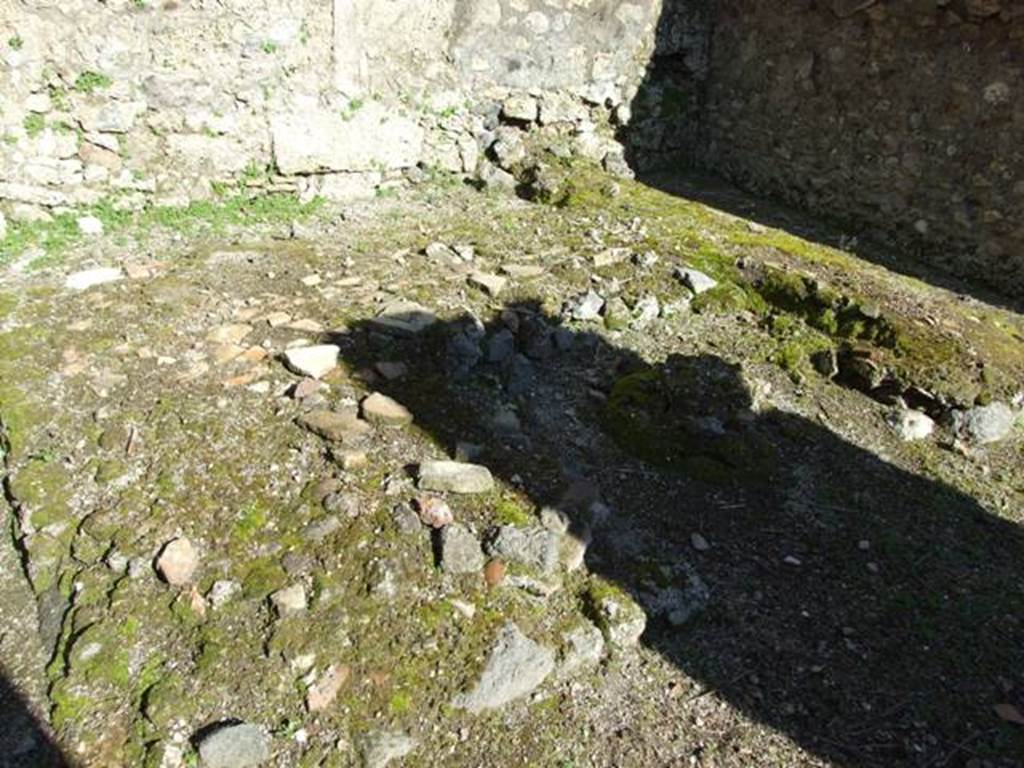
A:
[454,441,483,462]
[487,525,560,573]
[270,583,307,617]
[603,296,630,331]
[592,247,631,268]
[569,290,605,321]
[690,533,710,551]
[208,580,241,609]
[374,361,408,380]
[297,410,373,444]
[283,345,339,379]
[418,460,494,494]
[441,524,486,574]
[558,624,605,678]
[414,496,454,529]
[425,241,457,262]
[361,392,413,427]
[591,588,647,648]
[306,664,350,712]
[392,503,422,534]
[359,730,416,768]
[370,300,436,337]
[484,558,507,587]
[783,555,802,567]
[888,409,935,441]
[631,295,660,329]
[196,723,270,768]
[500,263,544,279]
[468,272,507,297]
[155,537,198,586]
[333,449,368,471]
[674,266,718,295]
[65,267,123,291]
[452,623,555,713]
[502,94,539,123]
[952,402,1017,445]
[292,378,322,400]
[77,215,104,236]
[206,324,252,345]
[302,514,343,541]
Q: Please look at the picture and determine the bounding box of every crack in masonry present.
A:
[0,414,35,591]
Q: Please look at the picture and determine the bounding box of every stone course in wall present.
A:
[699,0,1024,294]
[0,0,662,221]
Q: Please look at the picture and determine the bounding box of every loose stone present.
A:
[418,460,494,494]
[441,524,486,574]
[414,496,454,529]
[674,266,718,295]
[361,392,413,426]
[196,723,270,768]
[270,583,307,617]
[283,345,339,379]
[155,537,198,586]
[452,623,555,713]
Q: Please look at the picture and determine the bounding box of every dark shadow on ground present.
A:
[332,299,1024,767]
[617,1,1024,315]
[0,667,70,767]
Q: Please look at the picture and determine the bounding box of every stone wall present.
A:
[699,0,1024,294]
[0,0,663,217]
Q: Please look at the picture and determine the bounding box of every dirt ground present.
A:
[1,169,1022,768]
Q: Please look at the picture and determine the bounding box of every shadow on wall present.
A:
[334,299,1024,767]
[0,668,70,768]
[618,0,1024,315]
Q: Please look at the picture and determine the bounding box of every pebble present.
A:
[557,624,605,678]
[415,496,454,528]
[374,361,408,380]
[297,410,373,444]
[361,392,413,427]
[484,559,507,587]
[270,583,307,617]
[206,324,253,345]
[370,300,437,337]
[570,290,605,321]
[783,555,802,567]
[77,215,104,236]
[360,730,417,768]
[452,623,555,713]
[592,247,631,268]
[333,448,368,470]
[952,401,1017,445]
[441,524,486,574]
[487,525,561,573]
[888,408,935,441]
[306,664,350,712]
[208,579,241,609]
[468,272,508,297]
[690,533,710,551]
[487,329,516,363]
[155,537,198,586]
[65,267,123,291]
[196,723,270,768]
[418,460,495,494]
[283,345,339,379]
[500,263,544,279]
[674,266,718,295]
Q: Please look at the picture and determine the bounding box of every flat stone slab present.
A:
[370,300,437,337]
[298,409,373,444]
[361,392,413,427]
[283,345,339,379]
[197,722,270,768]
[452,622,555,713]
[468,272,508,297]
[418,460,494,494]
[65,267,123,291]
[674,266,718,295]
